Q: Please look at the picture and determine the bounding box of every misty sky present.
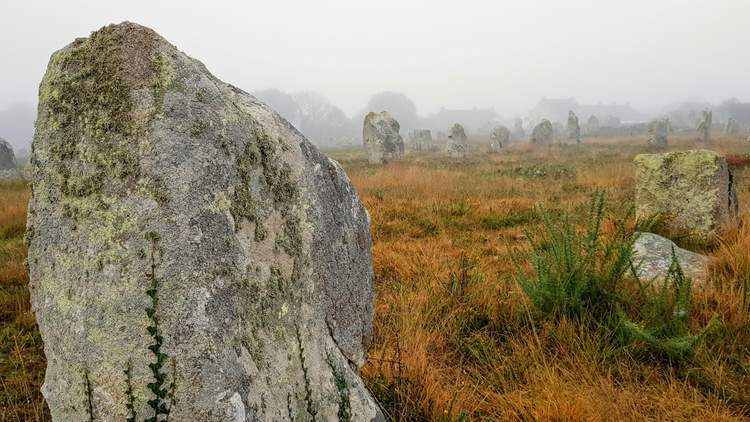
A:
[1,0,749,121]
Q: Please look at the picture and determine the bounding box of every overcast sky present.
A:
[1,0,749,120]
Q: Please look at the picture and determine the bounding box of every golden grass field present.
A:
[2,135,750,421]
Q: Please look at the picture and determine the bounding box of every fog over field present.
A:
[1,0,749,149]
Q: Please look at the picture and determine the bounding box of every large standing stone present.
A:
[647,118,669,148]
[632,232,708,283]
[697,110,712,143]
[634,149,739,241]
[530,119,554,144]
[28,22,381,421]
[447,123,467,158]
[363,111,404,164]
[489,126,510,153]
[0,138,19,179]
[566,110,580,144]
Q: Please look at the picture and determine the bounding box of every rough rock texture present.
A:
[409,129,432,152]
[446,123,467,158]
[566,110,580,144]
[0,138,19,179]
[28,22,381,422]
[697,110,712,143]
[647,118,669,148]
[632,232,708,283]
[530,119,554,144]
[362,111,404,164]
[489,126,509,152]
[634,149,739,241]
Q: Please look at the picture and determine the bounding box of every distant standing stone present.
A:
[489,126,510,153]
[585,115,600,136]
[725,117,741,135]
[634,149,739,241]
[28,22,381,421]
[530,119,554,144]
[647,118,669,148]
[632,232,708,283]
[566,110,581,144]
[410,129,432,152]
[447,123,468,158]
[0,138,19,179]
[513,117,525,139]
[697,110,712,143]
[363,111,404,164]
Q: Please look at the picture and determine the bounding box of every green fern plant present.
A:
[76,231,177,421]
[514,191,634,321]
[617,247,722,360]
[515,192,720,360]
[143,231,175,422]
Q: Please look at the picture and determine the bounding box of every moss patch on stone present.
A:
[37,23,173,217]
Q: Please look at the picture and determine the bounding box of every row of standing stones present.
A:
[20,22,743,421]
[27,22,382,421]
[367,111,750,165]
[363,111,587,165]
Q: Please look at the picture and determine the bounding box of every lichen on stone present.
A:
[37,23,172,217]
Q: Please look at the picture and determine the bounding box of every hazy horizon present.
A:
[1,0,750,148]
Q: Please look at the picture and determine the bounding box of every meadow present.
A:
[2,135,750,421]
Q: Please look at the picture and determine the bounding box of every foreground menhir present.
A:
[634,150,739,242]
[27,22,382,421]
[0,138,19,179]
[363,111,404,164]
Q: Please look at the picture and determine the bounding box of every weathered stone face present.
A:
[28,22,381,421]
[696,110,712,142]
[530,119,554,144]
[632,232,708,283]
[489,126,510,152]
[447,123,467,158]
[647,119,669,148]
[566,111,580,144]
[634,149,739,241]
[363,111,404,164]
[0,138,19,179]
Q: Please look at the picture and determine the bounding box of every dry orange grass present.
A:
[334,138,750,421]
[2,137,750,421]
[0,181,49,421]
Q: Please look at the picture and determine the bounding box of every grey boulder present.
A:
[28,22,380,421]
[632,232,709,283]
[363,111,404,164]
[0,138,19,179]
